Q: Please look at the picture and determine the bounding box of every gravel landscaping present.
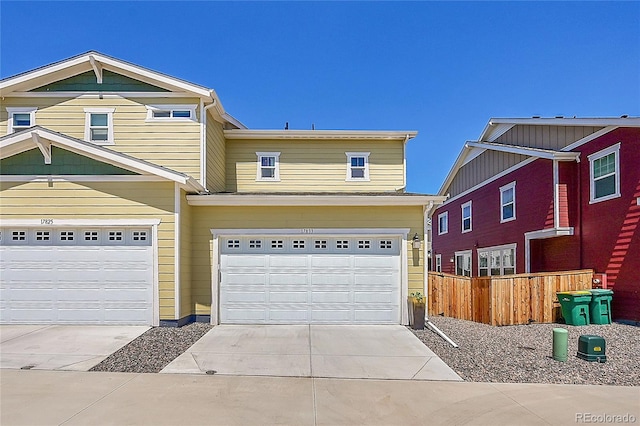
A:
[90,322,213,373]
[412,315,640,386]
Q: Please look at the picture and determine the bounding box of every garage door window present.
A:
[59,230,75,242]
[380,240,393,249]
[35,230,51,242]
[358,240,371,249]
[292,240,305,249]
[249,239,262,249]
[314,240,327,249]
[336,240,349,249]
[11,231,26,242]
[271,240,284,249]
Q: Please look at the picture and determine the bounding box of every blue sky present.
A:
[1,1,638,193]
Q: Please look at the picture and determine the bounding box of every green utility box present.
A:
[557,291,592,326]
[589,289,614,325]
[577,335,607,362]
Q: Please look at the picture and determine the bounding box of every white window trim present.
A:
[438,211,449,235]
[84,108,115,145]
[6,107,37,134]
[478,243,517,277]
[461,201,472,233]
[435,254,442,272]
[145,104,198,122]
[454,250,472,277]
[500,181,516,223]
[346,152,370,181]
[588,142,621,204]
[256,152,281,182]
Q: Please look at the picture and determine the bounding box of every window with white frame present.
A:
[588,143,621,203]
[6,107,37,134]
[461,201,472,233]
[256,152,281,181]
[438,211,448,235]
[478,244,516,276]
[455,250,472,277]
[346,152,370,181]
[84,108,114,144]
[145,104,197,122]
[435,254,442,272]
[500,182,516,223]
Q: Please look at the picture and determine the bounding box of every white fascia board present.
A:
[436,142,471,196]
[0,56,91,92]
[525,227,574,240]
[488,117,640,128]
[467,141,580,161]
[224,130,418,141]
[187,194,447,207]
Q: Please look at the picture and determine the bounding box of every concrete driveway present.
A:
[161,324,462,381]
[0,325,149,371]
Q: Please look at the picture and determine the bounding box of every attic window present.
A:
[6,107,37,134]
[146,105,197,122]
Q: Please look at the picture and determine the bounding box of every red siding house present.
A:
[430,117,640,322]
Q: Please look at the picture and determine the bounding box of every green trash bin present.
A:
[589,289,614,325]
[557,291,592,326]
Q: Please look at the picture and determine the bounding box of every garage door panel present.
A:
[221,255,266,268]
[223,290,267,303]
[311,256,351,268]
[311,291,350,303]
[4,306,55,323]
[269,256,308,268]
[354,308,396,322]
[310,274,352,286]
[354,291,395,304]
[224,307,267,322]
[354,256,398,268]
[269,273,308,285]
[269,307,308,322]
[354,273,398,286]
[269,290,308,303]
[223,273,266,285]
[311,309,350,322]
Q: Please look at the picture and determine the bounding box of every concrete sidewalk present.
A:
[1,370,638,425]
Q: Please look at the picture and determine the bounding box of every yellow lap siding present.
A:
[205,114,226,192]
[0,180,178,320]
[1,96,202,180]
[226,140,405,192]
[189,205,424,316]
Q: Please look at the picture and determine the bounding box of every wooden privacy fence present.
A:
[427,270,593,326]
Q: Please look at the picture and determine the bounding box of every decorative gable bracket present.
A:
[88,55,103,84]
[31,132,51,164]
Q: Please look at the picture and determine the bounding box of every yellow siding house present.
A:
[0,52,445,326]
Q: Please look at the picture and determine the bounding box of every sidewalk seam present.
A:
[58,373,142,426]
[487,383,552,425]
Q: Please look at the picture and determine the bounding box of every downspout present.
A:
[423,202,458,348]
[200,94,218,192]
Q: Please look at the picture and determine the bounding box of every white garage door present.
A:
[219,235,401,324]
[0,227,153,325]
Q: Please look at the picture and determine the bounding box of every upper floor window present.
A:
[6,107,37,134]
[346,152,370,181]
[256,152,281,181]
[438,211,448,235]
[461,201,472,233]
[145,104,197,122]
[84,108,114,144]
[588,143,620,203]
[478,244,516,276]
[500,182,516,223]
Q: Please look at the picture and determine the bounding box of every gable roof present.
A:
[438,116,640,197]
[0,126,206,192]
[0,51,246,129]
